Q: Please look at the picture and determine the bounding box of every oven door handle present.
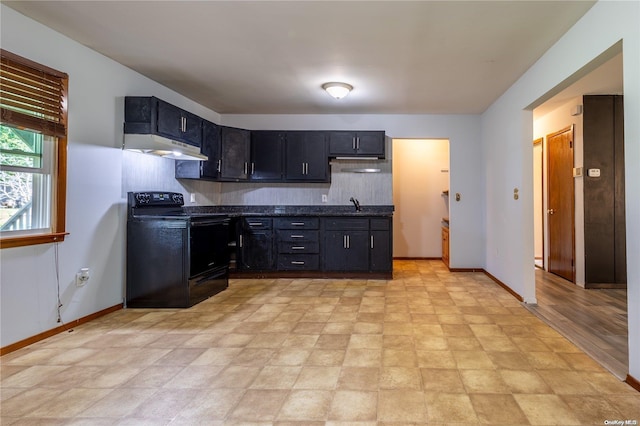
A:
[190,219,230,227]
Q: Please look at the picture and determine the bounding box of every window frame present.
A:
[0,49,68,248]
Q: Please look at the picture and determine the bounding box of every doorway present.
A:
[530,50,628,377]
[392,139,450,259]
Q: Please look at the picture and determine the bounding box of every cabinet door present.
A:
[239,218,274,270]
[124,96,154,134]
[240,230,274,270]
[175,120,220,180]
[220,126,250,180]
[156,100,202,147]
[285,131,328,181]
[200,120,222,178]
[324,230,369,271]
[181,110,202,147]
[251,131,284,181]
[303,132,328,181]
[370,230,392,272]
[328,131,357,156]
[156,99,183,140]
[441,227,450,267]
[355,132,385,157]
[328,131,385,157]
[285,131,306,180]
[324,230,348,270]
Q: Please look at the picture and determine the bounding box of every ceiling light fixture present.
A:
[322,82,353,99]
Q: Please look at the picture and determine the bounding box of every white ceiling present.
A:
[4,1,600,115]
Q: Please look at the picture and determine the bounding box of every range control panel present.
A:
[129,191,184,207]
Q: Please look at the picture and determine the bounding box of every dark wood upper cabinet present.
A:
[124,96,202,147]
[175,119,221,180]
[220,126,251,181]
[328,131,385,158]
[156,99,202,146]
[250,131,285,181]
[285,131,329,182]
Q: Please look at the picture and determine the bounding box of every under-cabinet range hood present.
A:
[123,134,208,161]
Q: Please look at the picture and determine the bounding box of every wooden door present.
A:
[547,127,575,282]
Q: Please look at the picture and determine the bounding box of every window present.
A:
[0,49,68,248]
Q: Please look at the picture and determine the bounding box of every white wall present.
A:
[0,5,220,347]
[534,97,585,285]
[481,0,640,378]
[392,139,450,258]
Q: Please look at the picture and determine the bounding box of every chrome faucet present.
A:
[349,197,361,212]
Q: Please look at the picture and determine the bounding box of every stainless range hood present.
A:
[123,134,208,161]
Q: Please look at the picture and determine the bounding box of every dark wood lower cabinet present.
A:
[235,215,393,276]
[324,230,369,271]
[238,218,274,270]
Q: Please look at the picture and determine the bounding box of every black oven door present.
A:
[189,217,231,278]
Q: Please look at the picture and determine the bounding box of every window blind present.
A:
[0,49,67,138]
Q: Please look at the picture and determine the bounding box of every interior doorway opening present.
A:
[392,139,450,260]
[528,48,628,379]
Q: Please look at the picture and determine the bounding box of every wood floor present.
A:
[525,267,628,379]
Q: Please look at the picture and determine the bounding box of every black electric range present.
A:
[126,191,231,308]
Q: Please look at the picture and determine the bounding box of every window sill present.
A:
[0,232,69,249]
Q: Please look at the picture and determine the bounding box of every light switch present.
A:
[588,168,601,177]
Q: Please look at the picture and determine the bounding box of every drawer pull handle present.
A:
[248,222,263,226]
[291,222,305,226]
[292,246,305,250]
[291,261,305,265]
[290,235,304,238]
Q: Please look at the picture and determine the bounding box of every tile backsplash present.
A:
[123,147,392,206]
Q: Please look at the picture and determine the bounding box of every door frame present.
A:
[533,137,544,269]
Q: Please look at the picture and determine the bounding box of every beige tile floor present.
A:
[1,260,639,425]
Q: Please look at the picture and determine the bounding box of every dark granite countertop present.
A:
[183,205,394,217]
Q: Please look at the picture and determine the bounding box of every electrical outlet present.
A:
[190,193,196,203]
[76,268,90,287]
[322,194,328,203]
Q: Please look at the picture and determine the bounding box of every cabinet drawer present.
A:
[370,218,390,230]
[277,254,319,270]
[274,217,319,229]
[324,218,369,230]
[277,229,319,242]
[278,242,319,254]
[243,218,272,230]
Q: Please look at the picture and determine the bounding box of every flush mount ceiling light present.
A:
[322,82,353,99]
